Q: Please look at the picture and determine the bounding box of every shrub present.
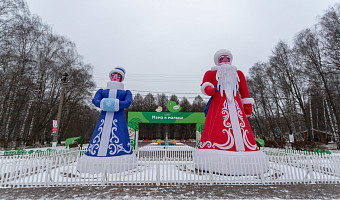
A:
[264,140,286,148]
[292,141,319,151]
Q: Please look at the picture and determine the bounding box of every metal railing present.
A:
[0,147,339,187]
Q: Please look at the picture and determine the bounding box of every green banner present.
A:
[128,112,205,124]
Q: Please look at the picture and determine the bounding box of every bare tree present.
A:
[294,28,340,147]
[0,0,97,147]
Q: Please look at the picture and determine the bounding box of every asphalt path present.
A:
[1,184,340,199]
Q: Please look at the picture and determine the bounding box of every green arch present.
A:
[127,112,205,150]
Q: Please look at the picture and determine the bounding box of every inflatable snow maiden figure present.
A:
[193,49,268,175]
[77,67,136,173]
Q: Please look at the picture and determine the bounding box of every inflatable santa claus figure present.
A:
[193,49,268,175]
[77,67,136,173]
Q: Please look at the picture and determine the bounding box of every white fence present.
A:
[0,147,339,187]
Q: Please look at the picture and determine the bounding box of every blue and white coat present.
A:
[86,81,132,157]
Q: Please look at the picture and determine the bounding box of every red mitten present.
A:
[243,104,252,115]
[205,86,216,96]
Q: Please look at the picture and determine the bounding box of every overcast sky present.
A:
[26,0,336,101]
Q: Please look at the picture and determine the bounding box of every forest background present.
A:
[0,0,339,148]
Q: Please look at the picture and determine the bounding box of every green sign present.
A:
[255,138,264,147]
[65,136,84,148]
[128,112,205,124]
[167,101,182,112]
[127,112,206,150]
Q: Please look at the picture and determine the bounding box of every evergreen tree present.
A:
[180,97,191,112]
[143,93,156,112]
[156,93,168,112]
[140,93,156,139]
[192,95,206,112]
[169,94,179,104]
[130,93,143,111]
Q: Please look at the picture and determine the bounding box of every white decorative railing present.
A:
[0,147,339,187]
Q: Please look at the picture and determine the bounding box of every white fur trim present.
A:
[211,66,218,71]
[77,154,137,174]
[211,65,238,71]
[228,99,245,151]
[100,99,105,109]
[214,49,233,65]
[193,149,269,175]
[241,98,255,105]
[107,81,124,90]
[115,99,120,112]
[109,66,126,81]
[201,82,214,96]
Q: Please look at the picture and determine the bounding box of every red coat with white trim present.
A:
[199,69,258,152]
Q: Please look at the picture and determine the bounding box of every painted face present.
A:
[218,55,231,65]
[110,73,122,82]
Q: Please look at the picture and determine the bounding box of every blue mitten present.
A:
[102,98,116,112]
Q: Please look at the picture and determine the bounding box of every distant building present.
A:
[302,129,333,143]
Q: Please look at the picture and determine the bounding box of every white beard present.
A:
[216,64,239,102]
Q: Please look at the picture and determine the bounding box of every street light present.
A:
[52,72,69,147]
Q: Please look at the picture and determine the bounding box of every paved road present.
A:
[1,184,340,199]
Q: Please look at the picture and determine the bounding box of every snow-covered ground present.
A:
[1,141,339,153]
[1,145,340,199]
[0,145,71,156]
[1,146,340,187]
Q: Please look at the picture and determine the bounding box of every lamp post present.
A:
[52,72,68,147]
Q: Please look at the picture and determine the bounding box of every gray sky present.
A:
[26,0,336,101]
